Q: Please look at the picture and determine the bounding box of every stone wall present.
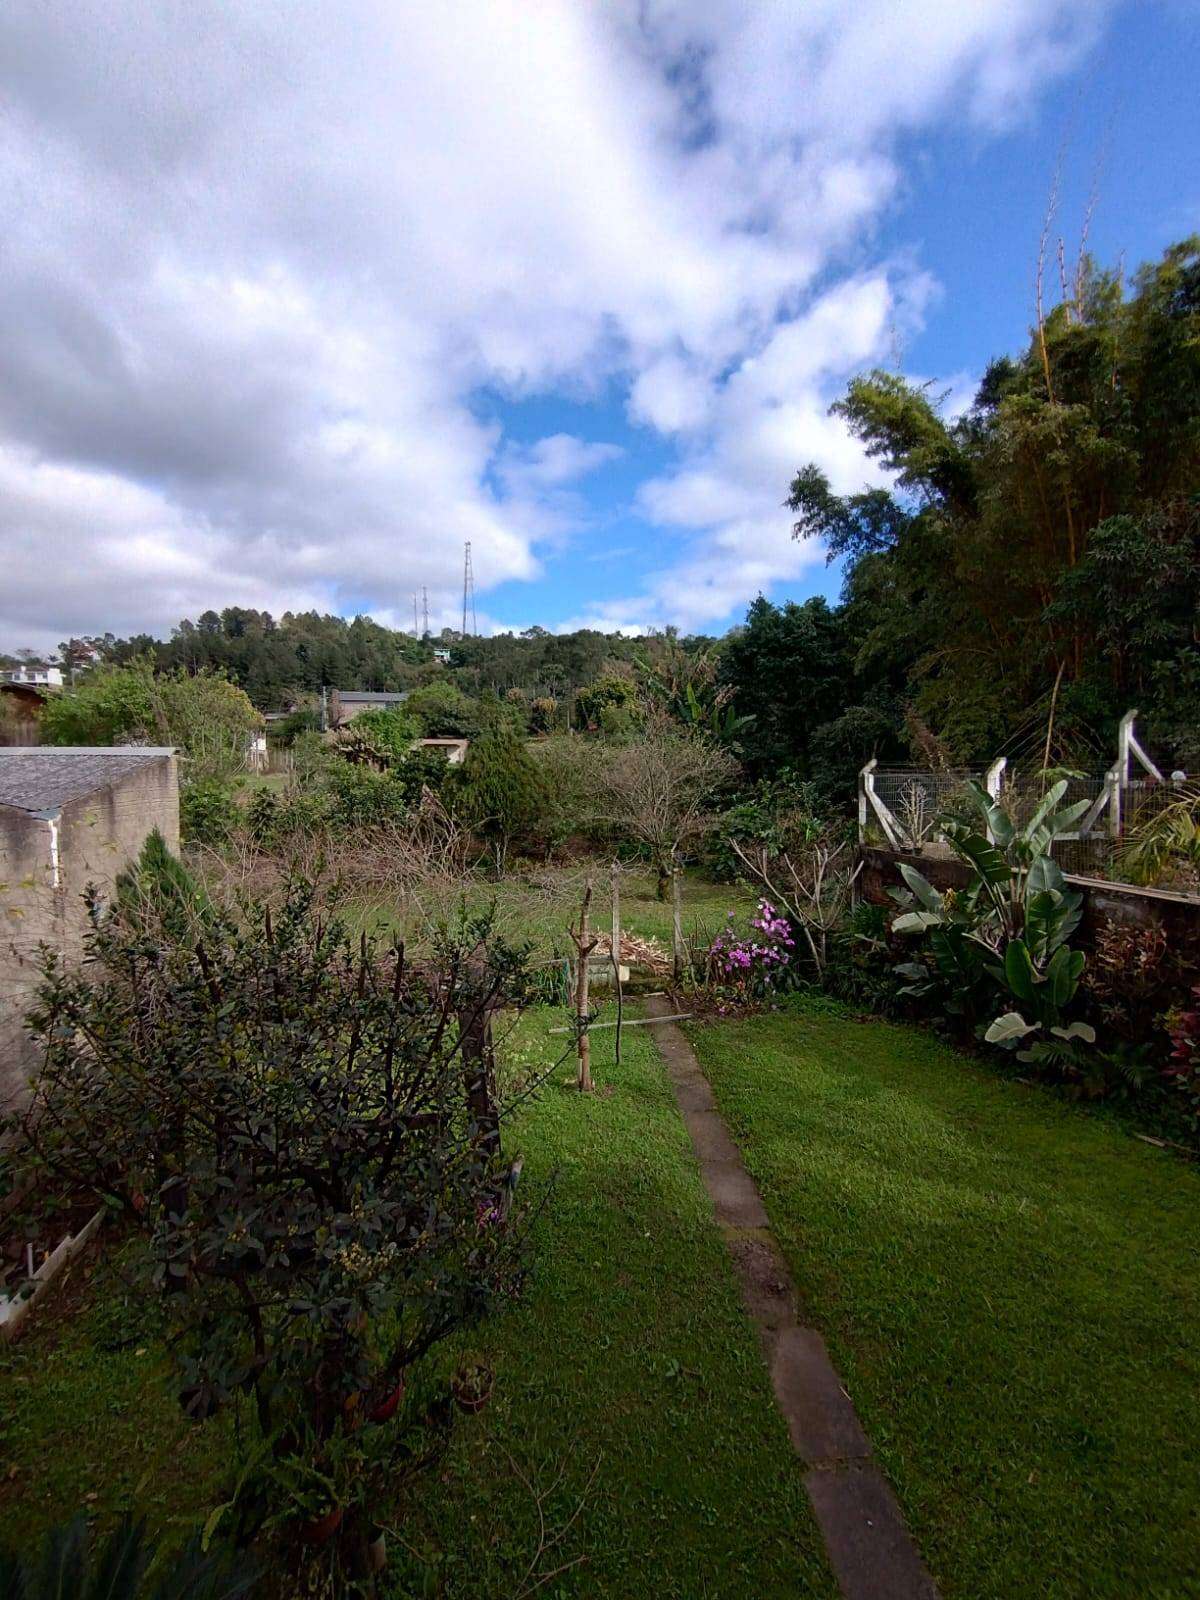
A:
[0,755,179,1112]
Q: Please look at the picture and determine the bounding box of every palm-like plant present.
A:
[1114,785,1200,889]
[890,778,1097,1060]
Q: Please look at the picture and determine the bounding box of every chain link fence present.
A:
[862,763,1197,893]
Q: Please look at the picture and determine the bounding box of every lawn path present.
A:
[644,994,940,1600]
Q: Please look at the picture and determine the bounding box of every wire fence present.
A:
[862,764,1198,895]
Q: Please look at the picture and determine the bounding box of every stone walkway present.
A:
[643,995,939,1600]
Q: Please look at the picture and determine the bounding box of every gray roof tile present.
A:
[0,748,174,813]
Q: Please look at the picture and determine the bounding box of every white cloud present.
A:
[0,0,1112,650]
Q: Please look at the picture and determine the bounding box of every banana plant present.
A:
[889,778,1097,1056]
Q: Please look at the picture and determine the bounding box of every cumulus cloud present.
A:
[0,0,1110,650]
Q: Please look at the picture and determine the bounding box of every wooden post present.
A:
[611,860,623,1065]
[568,880,597,1092]
[671,863,683,987]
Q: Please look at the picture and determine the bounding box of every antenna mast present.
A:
[462,541,477,638]
[421,585,430,640]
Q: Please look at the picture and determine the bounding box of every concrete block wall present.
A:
[0,807,58,1112]
[0,754,179,1112]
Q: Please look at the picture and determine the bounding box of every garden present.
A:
[3,234,1200,1596]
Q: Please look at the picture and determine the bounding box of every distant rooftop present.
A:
[0,748,175,814]
[335,690,410,703]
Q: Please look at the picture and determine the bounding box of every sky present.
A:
[1,1,1198,655]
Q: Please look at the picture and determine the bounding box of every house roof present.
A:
[333,690,409,703]
[0,748,175,814]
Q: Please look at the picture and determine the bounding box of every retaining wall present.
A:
[858,846,1200,962]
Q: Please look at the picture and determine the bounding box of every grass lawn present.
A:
[688,1001,1200,1600]
[0,1012,834,1597]
[354,865,753,975]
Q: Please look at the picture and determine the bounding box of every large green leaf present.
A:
[1026,854,1065,897]
[892,910,942,935]
[948,829,1012,889]
[929,925,984,984]
[985,1011,1039,1044]
[1045,944,1085,1009]
[1003,938,1036,1003]
[1021,780,1068,844]
[898,862,943,913]
[965,779,1015,846]
[1024,889,1070,963]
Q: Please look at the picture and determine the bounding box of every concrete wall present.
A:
[0,806,57,1112]
[0,755,179,1113]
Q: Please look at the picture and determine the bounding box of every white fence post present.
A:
[858,759,871,844]
[1119,708,1164,786]
[1107,764,1122,840]
[983,757,1006,843]
[860,758,904,850]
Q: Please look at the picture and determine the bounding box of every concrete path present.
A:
[643,995,940,1600]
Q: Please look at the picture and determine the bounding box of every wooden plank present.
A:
[548,1013,693,1035]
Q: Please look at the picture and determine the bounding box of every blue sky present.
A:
[1,2,1198,652]
[478,3,1200,636]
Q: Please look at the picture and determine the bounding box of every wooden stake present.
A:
[671,863,683,986]
[567,879,598,1092]
[611,860,623,1065]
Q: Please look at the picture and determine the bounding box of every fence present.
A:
[858,709,1197,896]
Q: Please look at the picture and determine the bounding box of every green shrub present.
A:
[393,745,452,805]
[41,661,260,780]
[343,705,420,765]
[272,706,321,744]
[324,762,409,828]
[8,875,540,1574]
[453,721,547,873]
[406,681,482,737]
[890,778,1097,1074]
[180,778,240,846]
[0,1514,257,1599]
[574,674,636,731]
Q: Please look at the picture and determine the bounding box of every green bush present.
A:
[8,872,539,1575]
[392,745,452,805]
[41,661,260,780]
[343,705,420,765]
[453,721,547,873]
[0,1514,257,1599]
[574,674,636,731]
[180,778,240,846]
[406,681,482,737]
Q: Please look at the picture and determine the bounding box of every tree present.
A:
[39,661,261,773]
[574,674,637,731]
[602,719,738,898]
[406,680,483,737]
[718,597,848,779]
[784,236,1200,770]
[454,720,547,873]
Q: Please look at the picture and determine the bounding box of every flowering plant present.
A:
[708,899,796,1001]
[1166,985,1200,1120]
